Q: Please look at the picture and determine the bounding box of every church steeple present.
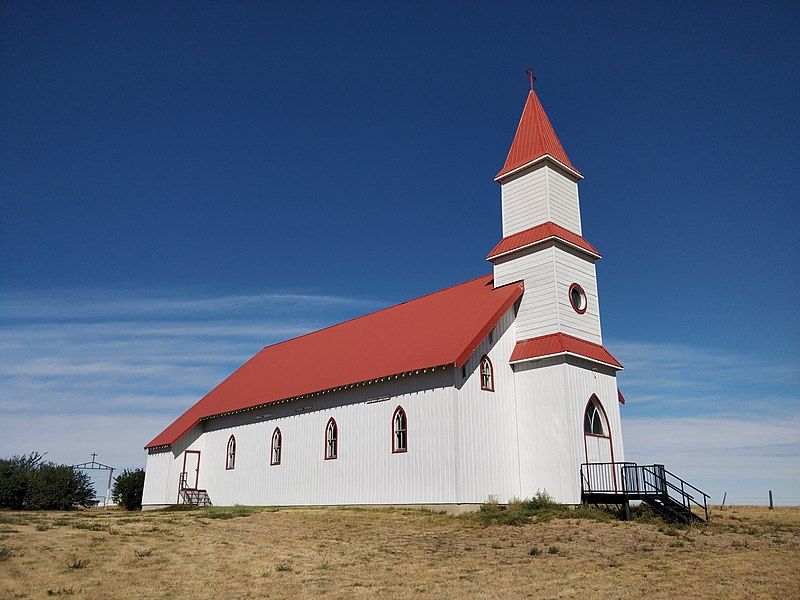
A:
[490,80,603,346]
[495,89,580,181]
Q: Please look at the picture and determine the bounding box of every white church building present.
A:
[142,85,629,510]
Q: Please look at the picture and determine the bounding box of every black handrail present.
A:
[581,461,709,522]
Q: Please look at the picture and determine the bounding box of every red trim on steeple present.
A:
[486,221,601,261]
[509,333,623,370]
[496,90,579,180]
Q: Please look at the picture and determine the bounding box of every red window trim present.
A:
[324,417,338,460]
[392,405,408,454]
[480,355,495,392]
[270,427,282,466]
[583,395,610,438]
[225,435,236,470]
[568,283,587,314]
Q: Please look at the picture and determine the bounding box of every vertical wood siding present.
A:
[494,245,559,341]
[501,165,549,236]
[453,308,520,503]
[513,357,621,504]
[546,168,581,234]
[553,247,603,344]
[500,164,581,237]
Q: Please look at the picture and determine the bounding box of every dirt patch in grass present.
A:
[0,505,797,599]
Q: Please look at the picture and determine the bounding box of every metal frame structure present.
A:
[72,453,115,508]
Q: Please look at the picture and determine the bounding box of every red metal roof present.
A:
[495,90,579,180]
[486,221,601,261]
[509,332,623,370]
[146,275,524,448]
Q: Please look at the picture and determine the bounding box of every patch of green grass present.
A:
[0,514,26,525]
[0,546,13,561]
[203,505,263,520]
[1,526,21,533]
[528,546,542,556]
[628,504,663,524]
[36,523,50,531]
[52,519,69,527]
[468,492,614,526]
[163,504,197,512]
[547,545,560,555]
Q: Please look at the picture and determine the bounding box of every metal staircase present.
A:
[581,462,709,523]
[178,473,212,508]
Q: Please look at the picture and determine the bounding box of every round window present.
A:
[569,283,587,314]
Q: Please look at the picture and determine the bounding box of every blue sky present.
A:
[1,1,798,503]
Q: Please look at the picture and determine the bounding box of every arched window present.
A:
[584,397,609,437]
[480,355,494,391]
[225,435,236,470]
[392,406,407,453]
[270,428,282,466]
[325,418,338,460]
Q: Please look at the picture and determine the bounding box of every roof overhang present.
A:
[495,154,583,183]
[486,222,601,262]
[509,333,623,371]
[488,235,600,262]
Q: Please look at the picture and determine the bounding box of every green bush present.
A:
[25,464,94,510]
[0,453,94,510]
[112,469,145,511]
[470,491,614,526]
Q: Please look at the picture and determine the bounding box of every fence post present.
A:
[769,490,774,510]
[721,492,726,508]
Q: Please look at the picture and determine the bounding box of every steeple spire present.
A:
[495,85,579,181]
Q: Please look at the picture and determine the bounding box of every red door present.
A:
[182,451,201,490]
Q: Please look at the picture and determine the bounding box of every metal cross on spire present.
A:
[525,67,537,91]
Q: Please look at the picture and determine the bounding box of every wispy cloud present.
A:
[0,289,382,322]
[611,339,799,418]
[612,339,800,503]
[0,288,381,468]
[624,416,800,504]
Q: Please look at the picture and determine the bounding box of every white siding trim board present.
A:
[495,154,583,183]
[510,352,623,372]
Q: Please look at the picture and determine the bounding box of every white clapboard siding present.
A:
[512,357,621,504]
[141,448,174,506]
[453,308,520,503]
[182,368,457,507]
[500,164,582,237]
[494,245,559,341]
[501,164,549,236]
[553,246,602,344]
[546,167,581,234]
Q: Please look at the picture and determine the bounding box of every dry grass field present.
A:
[1,504,798,599]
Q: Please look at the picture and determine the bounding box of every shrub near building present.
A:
[0,453,94,510]
[112,469,145,511]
